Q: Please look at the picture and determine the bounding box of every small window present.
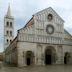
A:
[6,22,9,27]
[10,22,12,27]
[7,39,8,43]
[10,31,12,36]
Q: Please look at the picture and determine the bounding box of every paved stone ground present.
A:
[0,62,72,72]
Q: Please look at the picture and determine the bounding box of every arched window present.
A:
[10,31,12,36]
[10,40,12,43]
[6,39,8,43]
[6,22,9,27]
[6,31,9,35]
[10,22,12,27]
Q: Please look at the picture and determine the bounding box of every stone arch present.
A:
[45,46,56,65]
[26,51,34,66]
[64,52,70,64]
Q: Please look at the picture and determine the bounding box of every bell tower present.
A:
[4,5,14,50]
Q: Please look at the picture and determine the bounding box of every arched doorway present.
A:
[64,52,70,64]
[45,46,56,65]
[45,49,52,64]
[26,51,34,66]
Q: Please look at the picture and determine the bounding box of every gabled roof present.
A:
[24,16,34,28]
[18,16,34,31]
[18,7,65,32]
[64,29,72,37]
[34,7,64,23]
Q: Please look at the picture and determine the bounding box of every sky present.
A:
[0,0,72,52]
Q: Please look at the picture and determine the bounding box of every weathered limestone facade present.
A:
[4,7,72,67]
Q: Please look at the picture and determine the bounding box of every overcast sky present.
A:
[0,0,72,52]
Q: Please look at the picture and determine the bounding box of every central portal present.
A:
[45,49,52,65]
[45,46,56,65]
[45,54,52,64]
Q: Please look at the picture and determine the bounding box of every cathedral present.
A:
[4,6,72,67]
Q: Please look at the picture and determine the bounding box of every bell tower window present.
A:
[10,40,12,43]
[6,31,9,35]
[10,22,12,27]
[6,39,8,43]
[6,22,9,27]
[10,31,12,36]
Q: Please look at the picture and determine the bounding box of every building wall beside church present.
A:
[5,37,18,66]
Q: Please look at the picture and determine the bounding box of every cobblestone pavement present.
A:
[0,62,72,72]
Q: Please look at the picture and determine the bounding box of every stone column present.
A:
[56,55,64,64]
[56,51,64,64]
[56,45,64,64]
[36,44,43,65]
[23,51,26,66]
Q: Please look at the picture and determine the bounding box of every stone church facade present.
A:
[4,7,72,67]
